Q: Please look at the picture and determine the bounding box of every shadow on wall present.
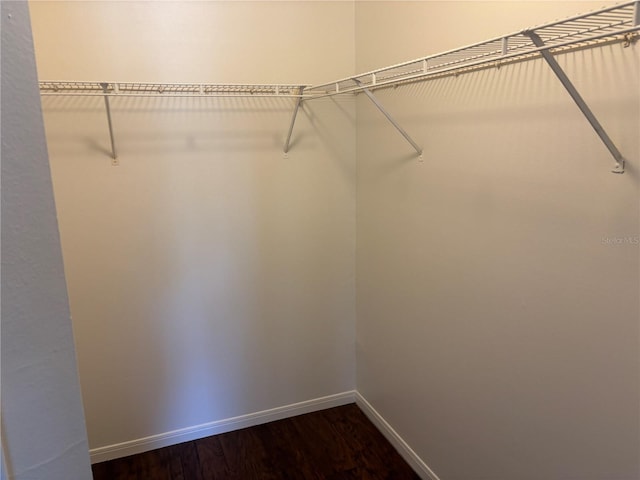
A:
[41,90,356,448]
[357,43,638,178]
[355,35,639,480]
[40,95,306,157]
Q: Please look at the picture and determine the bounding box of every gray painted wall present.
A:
[1,2,92,479]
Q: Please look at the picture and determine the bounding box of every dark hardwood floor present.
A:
[91,403,421,479]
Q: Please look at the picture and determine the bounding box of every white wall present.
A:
[29,0,356,457]
[355,2,639,480]
[1,2,92,479]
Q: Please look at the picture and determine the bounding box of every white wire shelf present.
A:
[38,3,639,100]
[307,1,640,96]
[38,1,639,170]
[39,81,308,98]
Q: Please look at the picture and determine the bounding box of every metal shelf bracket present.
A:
[524,32,626,174]
[99,83,118,165]
[284,86,305,155]
[353,79,422,156]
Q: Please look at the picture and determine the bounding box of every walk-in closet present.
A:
[3,1,639,479]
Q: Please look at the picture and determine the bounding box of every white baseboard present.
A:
[355,392,441,480]
[91,389,440,479]
[90,390,356,464]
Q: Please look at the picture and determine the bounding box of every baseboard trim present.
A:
[90,390,356,464]
[354,392,441,480]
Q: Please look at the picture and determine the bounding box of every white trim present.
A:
[90,390,356,464]
[355,392,441,480]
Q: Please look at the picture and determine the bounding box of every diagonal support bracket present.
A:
[524,31,625,174]
[283,86,305,154]
[353,78,423,157]
[100,82,118,165]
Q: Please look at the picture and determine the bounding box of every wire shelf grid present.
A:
[39,3,638,99]
[39,81,307,98]
[36,1,638,170]
[307,1,639,96]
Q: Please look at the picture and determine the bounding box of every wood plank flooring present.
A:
[91,403,421,479]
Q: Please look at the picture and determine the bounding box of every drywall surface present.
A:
[28,0,356,453]
[1,2,92,479]
[355,2,639,480]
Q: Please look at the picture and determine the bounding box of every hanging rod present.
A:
[306,1,639,97]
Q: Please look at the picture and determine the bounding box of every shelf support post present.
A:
[100,82,118,164]
[353,78,422,156]
[524,31,625,173]
[284,86,305,154]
